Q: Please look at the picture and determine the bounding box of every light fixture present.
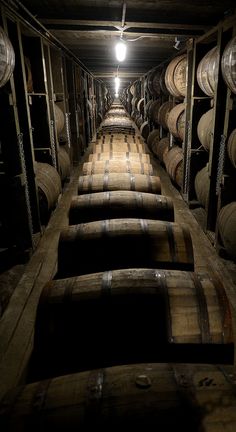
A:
[114,76,120,94]
[115,40,127,62]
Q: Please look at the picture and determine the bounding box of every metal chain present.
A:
[216,134,226,195]
[17,132,33,237]
[50,120,57,169]
[183,121,191,196]
[65,112,72,148]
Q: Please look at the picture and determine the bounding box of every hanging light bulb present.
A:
[114,76,120,94]
[115,40,127,62]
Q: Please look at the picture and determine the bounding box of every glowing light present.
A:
[115,41,127,62]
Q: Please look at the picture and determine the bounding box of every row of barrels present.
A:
[1,102,234,430]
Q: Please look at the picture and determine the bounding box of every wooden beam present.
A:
[41,19,208,33]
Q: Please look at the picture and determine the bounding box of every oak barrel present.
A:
[165,54,187,98]
[148,100,161,124]
[218,202,236,261]
[77,173,161,195]
[221,35,236,94]
[82,160,154,175]
[194,165,210,208]
[0,27,15,88]
[197,108,213,151]
[57,219,194,278]
[164,146,184,187]
[157,101,173,129]
[35,162,61,211]
[3,363,236,430]
[147,69,161,95]
[88,152,151,163]
[197,46,219,97]
[58,147,70,181]
[167,103,185,140]
[227,128,236,167]
[54,104,65,135]
[93,142,146,153]
[69,191,174,224]
[140,121,150,140]
[152,137,169,162]
[32,268,232,377]
[147,129,159,149]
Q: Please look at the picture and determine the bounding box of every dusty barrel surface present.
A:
[158,101,173,129]
[197,46,219,97]
[3,363,236,430]
[147,69,162,95]
[69,191,174,224]
[148,100,161,124]
[152,137,169,162]
[88,152,151,163]
[164,146,184,186]
[167,103,185,140]
[77,173,161,195]
[58,147,70,181]
[140,121,150,140]
[218,202,236,261]
[35,162,61,211]
[197,108,213,151]
[227,128,236,167]
[82,160,154,175]
[221,35,236,94]
[147,129,159,149]
[0,27,15,88]
[93,142,146,153]
[32,268,233,377]
[54,104,65,135]
[165,54,187,98]
[194,165,210,208]
[57,219,194,278]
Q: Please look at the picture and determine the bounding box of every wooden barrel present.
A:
[77,173,161,195]
[57,219,194,278]
[152,137,169,162]
[69,191,174,224]
[93,142,146,153]
[0,27,15,88]
[160,67,169,95]
[137,98,144,116]
[35,162,61,211]
[96,134,141,144]
[194,165,210,208]
[54,104,65,135]
[218,202,236,260]
[147,69,161,95]
[197,46,219,96]
[58,147,70,181]
[157,101,173,129]
[136,115,143,129]
[167,103,185,140]
[147,129,159,149]
[82,160,154,175]
[88,152,151,163]
[197,108,213,151]
[148,100,161,124]
[227,128,236,167]
[140,121,150,139]
[32,268,232,379]
[221,35,236,94]
[164,146,184,187]
[3,363,236,430]
[165,54,187,98]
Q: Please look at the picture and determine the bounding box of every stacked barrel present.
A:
[1,102,234,430]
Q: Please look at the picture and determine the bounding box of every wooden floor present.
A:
[1,146,236,401]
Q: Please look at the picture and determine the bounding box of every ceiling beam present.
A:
[41,19,207,33]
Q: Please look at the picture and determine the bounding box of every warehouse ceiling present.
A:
[13,1,236,92]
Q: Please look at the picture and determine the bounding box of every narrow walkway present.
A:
[1,138,236,401]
